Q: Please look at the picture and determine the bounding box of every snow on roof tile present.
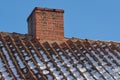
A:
[0,33,120,80]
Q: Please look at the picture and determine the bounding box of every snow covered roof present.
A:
[0,32,120,80]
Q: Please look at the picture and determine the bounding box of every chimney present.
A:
[27,7,64,41]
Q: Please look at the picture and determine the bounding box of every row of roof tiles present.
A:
[0,33,120,80]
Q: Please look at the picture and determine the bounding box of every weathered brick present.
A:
[27,7,64,41]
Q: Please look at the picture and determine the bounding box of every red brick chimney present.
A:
[27,7,64,41]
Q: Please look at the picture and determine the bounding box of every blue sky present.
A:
[0,0,120,41]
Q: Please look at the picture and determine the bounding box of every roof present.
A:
[0,32,120,80]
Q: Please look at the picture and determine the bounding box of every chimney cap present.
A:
[27,7,64,21]
[34,7,64,13]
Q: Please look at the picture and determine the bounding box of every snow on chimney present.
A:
[27,7,64,41]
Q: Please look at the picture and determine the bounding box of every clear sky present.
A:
[0,0,120,41]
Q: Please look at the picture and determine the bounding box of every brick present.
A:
[27,7,64,41]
